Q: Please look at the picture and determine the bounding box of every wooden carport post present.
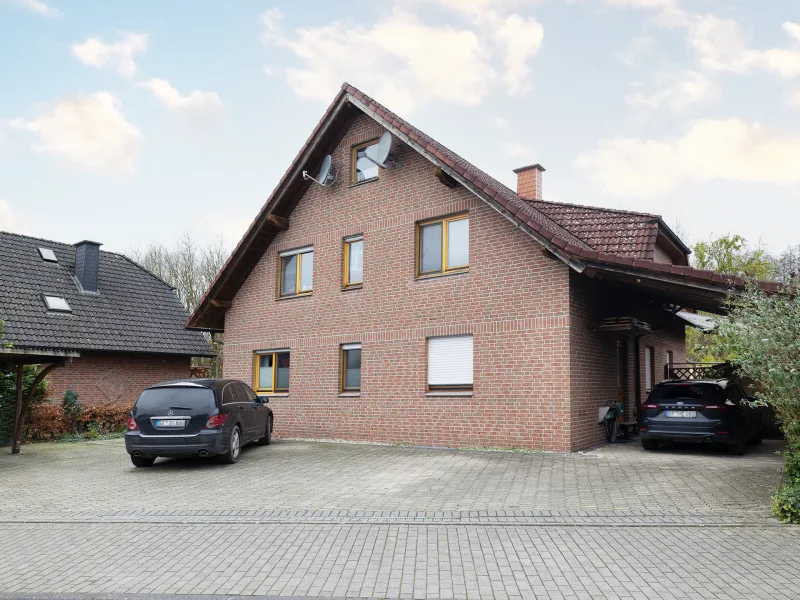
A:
[10,362,63,454]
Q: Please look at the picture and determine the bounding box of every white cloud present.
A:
[492,115,509,129]
[139,79,223,117]
[261,6,544,113]
[577,119,800,197]
[0,199,26,233]
[71,32,147,77]
[11,92,142,172]
[616,35,653,67]
[502,141,530,158]
[490,13,544,95]
[789,89,800,108]
[5,0,61,17]
[625,69,719,112]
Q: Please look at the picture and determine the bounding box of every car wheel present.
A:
[131,455,156,468]
[642,439,659,451]
[728,440,746,456]
[219,426,242,464]
[257,416,273,446]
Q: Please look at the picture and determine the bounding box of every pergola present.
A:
[1,348,79,454]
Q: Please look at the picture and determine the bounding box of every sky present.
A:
[0,0,798,257]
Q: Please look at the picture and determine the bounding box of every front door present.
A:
[616,340,628,416]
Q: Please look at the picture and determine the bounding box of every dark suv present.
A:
[125,379,273,467]
[639,379,763,455]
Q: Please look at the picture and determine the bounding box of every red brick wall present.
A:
[45,352,191,406]
[223,114,575,451]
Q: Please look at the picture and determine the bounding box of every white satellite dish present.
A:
[364,131,396,168]
[302,155,338,186]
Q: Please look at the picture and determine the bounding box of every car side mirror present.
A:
[258,396,270,404]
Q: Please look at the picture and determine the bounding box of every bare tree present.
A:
[771,244,800,284]
[127,233,229,376]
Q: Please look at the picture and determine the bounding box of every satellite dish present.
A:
[364,132,396,168]
[302,154,338,186]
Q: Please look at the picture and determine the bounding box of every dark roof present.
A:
[187,82,779,329]
[0,231,213,356]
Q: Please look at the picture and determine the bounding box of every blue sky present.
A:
[1,0,798,256]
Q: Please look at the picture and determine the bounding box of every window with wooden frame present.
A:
[427,335,473,392]
[416,214,469,278]
[278,246,313,298]
[340,343,362,392]
[645,345,655,392]
[342,235,364,289]
[351,139,379,183]
[254,350,291,393]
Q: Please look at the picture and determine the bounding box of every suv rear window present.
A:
[135,387,216,412]
[649,384,727,404]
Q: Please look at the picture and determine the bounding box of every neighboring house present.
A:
[188,83,775,452]
[1,232,213,406]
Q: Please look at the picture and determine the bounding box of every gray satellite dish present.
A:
[302,154,338,186]
[364,131,396,168]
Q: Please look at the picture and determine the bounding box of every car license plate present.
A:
[665,410,696,418]
[155,419,186,427]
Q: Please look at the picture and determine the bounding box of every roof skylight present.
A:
[43,295,71,312]
[39,248,58,262]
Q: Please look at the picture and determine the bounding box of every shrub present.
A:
[62,389,82,432]
[24,402,131,442]
[0,365,50,446]
[782,446,800,485]
[772,482,800,524]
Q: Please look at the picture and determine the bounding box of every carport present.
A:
[0,348,78,454]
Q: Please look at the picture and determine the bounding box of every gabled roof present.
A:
[187,83,779,329]
[0,231,213,356]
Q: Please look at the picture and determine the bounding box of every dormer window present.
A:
[43,295,71,312]
[351,139,379,184]
[39,248,58,262]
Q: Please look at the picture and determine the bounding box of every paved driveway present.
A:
[0,439,798,599]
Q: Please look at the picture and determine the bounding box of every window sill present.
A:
[260,393,289,398]
[276,293,312,301]
[349,177,378,188]
[341,284,363,292]
[425,391,473,397]
[415,269,469,282]
[338,392,361,397]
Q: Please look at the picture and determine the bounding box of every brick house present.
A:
[1,232,213,407]
[188,83,762,452]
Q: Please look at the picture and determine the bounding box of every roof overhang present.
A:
[0,348,80,365]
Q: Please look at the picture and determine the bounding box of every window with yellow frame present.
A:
[416,213,469,278]
[254,351,290,393]
[342,235,364,288]
[278,246,313,298]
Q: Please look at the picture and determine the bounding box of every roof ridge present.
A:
[0,230,120,256]
[523,198,661,220]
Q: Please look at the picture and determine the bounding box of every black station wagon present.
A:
[125,379,273,467]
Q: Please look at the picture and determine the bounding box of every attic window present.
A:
[351,139,379,183]
[43,295,71,312]
[39,248,58,262]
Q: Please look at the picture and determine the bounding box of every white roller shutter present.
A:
[428,335,473,386]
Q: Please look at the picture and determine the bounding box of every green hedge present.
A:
[0,366,49,446]
[773,446,800,524]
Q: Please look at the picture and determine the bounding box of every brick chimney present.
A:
[74,240,102,293]
[513,164,545,199]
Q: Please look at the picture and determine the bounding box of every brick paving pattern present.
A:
[0,439,798,599]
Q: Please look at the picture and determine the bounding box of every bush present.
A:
[783,446,800,485]
[24,402,131,442]
[0,365,50,446]
[62,388,82,431]
[772,482,800,524]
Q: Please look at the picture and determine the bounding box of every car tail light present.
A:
[641,403,659,409]
[717,431,729,435]
[704,405,728,412]
[205,414,228,429]
[127,416,139,431]
[640,427,648,431]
